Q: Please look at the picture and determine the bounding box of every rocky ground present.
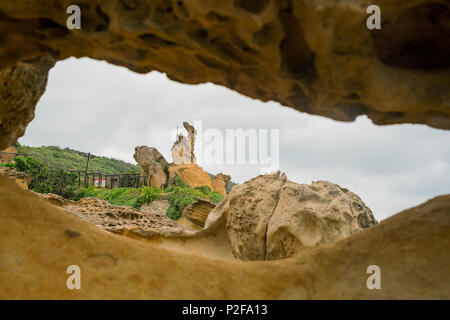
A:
[38,194,197,238]
[1,174,449,299]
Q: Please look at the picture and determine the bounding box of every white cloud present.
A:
[20,57,450,221]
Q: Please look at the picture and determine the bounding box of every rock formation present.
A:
[133,146,168,188]
[171,122,196,165]
[203,171,377,260]
[0,56,55,150]
[171,135,193,165]
[36,193,196,238]
[0,145,17,163]
[168,163,212,188]
[0,0,449,150]
[0,167,31,190]
[140,199,170,215]
[211,173,231,196]
[182,199,217,228]
[1,175,449,299]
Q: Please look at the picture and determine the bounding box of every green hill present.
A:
[16,144,138,175]
[15,143,237,193]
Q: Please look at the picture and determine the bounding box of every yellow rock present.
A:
[0,167,31,190]
[0,145,17,163]
[211,173,231,196]
[168,164,212,188]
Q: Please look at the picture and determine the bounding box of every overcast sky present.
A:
[20,57,450,221]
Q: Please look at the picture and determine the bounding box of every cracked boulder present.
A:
[0,0,449,151]
[204,171,377,260]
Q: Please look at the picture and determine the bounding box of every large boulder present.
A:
[204,171,377,260]
[133,146,168,188]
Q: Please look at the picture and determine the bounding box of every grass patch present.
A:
[73,186,162,209]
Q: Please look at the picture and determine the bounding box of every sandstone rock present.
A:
[182,199,217,228]
[50,196,196,238]
[168,163,212,188]
[0,56,55,150]
[0,145,17,163]
[0,0,449,151]
[0,167,31,190]
[171,122,196,165]
[211,173,231,196]
[176,216,203,231]
[133,146,168,188]
[204,171,377,260]
[1,175,449,299]
[266,180,377,260]
[171,134,193,165]
[35,192,69,207]
[140,200,170,215]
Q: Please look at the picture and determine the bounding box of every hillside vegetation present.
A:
[16,144,138,174]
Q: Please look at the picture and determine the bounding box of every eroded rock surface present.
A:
[140,199,170,215]
[211,173,231,196]
[0,145,17,163]
[0,0,449,150]
[182,198,216,227]
[0,56,55,149]
[0,166,31,190]
[36,193,196,238]
[171,122,197,165]
[133,145,168,188]
[204,171,377,260]
[168,163,213,188]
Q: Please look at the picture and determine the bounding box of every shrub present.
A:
[209,191,223,204]
[195,185,212,195]
[136,186,163,208]
[163,183,224,220]
[166,206,181,220]
[10,156,77,196]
